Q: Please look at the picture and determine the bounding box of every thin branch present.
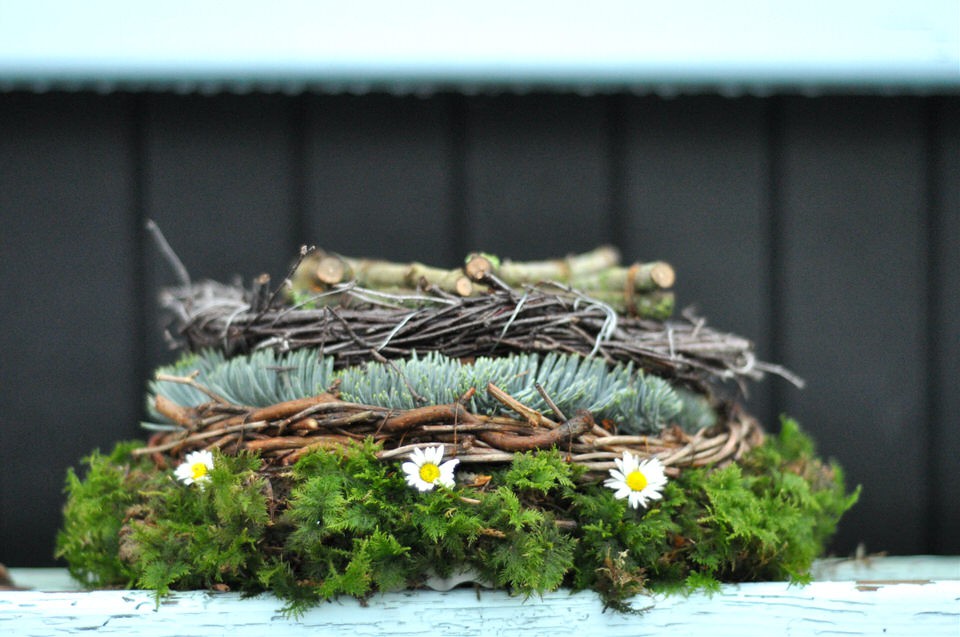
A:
[535,382,568,421]
[252,244,314,323]
[371,349,428,405]
[132,420,270,455]
[145,219,191,288]
[486,382,559,429]
[154,373,232,405]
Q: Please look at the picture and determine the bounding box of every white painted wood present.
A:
[3,558,959,637]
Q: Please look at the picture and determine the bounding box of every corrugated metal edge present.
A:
[2,74,958,97]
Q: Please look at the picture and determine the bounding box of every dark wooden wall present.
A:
[1,91,957,567]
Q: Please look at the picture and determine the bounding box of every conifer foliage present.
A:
[147,349,683,435]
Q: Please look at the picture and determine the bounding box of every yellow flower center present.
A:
[625,470,648,492]
[419,462,441,483]
[191,463,209,481]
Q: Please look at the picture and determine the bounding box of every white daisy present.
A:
[604,451,667,509]
[401,446,459,492]
[175,450,215,487]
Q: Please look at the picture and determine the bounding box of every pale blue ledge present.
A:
[8,555,960,591]
[4,558,959,636]
[0,0,957,94]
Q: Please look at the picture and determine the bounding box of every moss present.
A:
[55,441,152,587]
[57,418,857,615]
[126,452,270,599]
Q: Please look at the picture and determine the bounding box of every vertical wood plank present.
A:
[778,97,928,555]
[142,94,298,367]
[620,95,775,422]
[0,93,138,566]
[302,94,457,266]
[931,98,959,554]
[463,93,612,260]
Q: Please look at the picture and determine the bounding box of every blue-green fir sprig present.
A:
[147,349,686,434]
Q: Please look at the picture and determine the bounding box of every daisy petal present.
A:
[400,446,457,492]
[604,452,668,510]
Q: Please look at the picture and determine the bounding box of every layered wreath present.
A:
[57,242,856,614]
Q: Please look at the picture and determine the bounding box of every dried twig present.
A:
[136,377,763,477]
[160,280,800,392]
[145,219,191,288]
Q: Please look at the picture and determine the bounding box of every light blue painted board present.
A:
[2,582,958,636]
[11,556,958,592]
[4,559,959,637]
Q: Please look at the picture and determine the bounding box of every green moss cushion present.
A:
[57,419,857,614]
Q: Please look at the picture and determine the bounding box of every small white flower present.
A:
[401,445,459,492]
[175,450,215,487]
[604,451,667,509]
